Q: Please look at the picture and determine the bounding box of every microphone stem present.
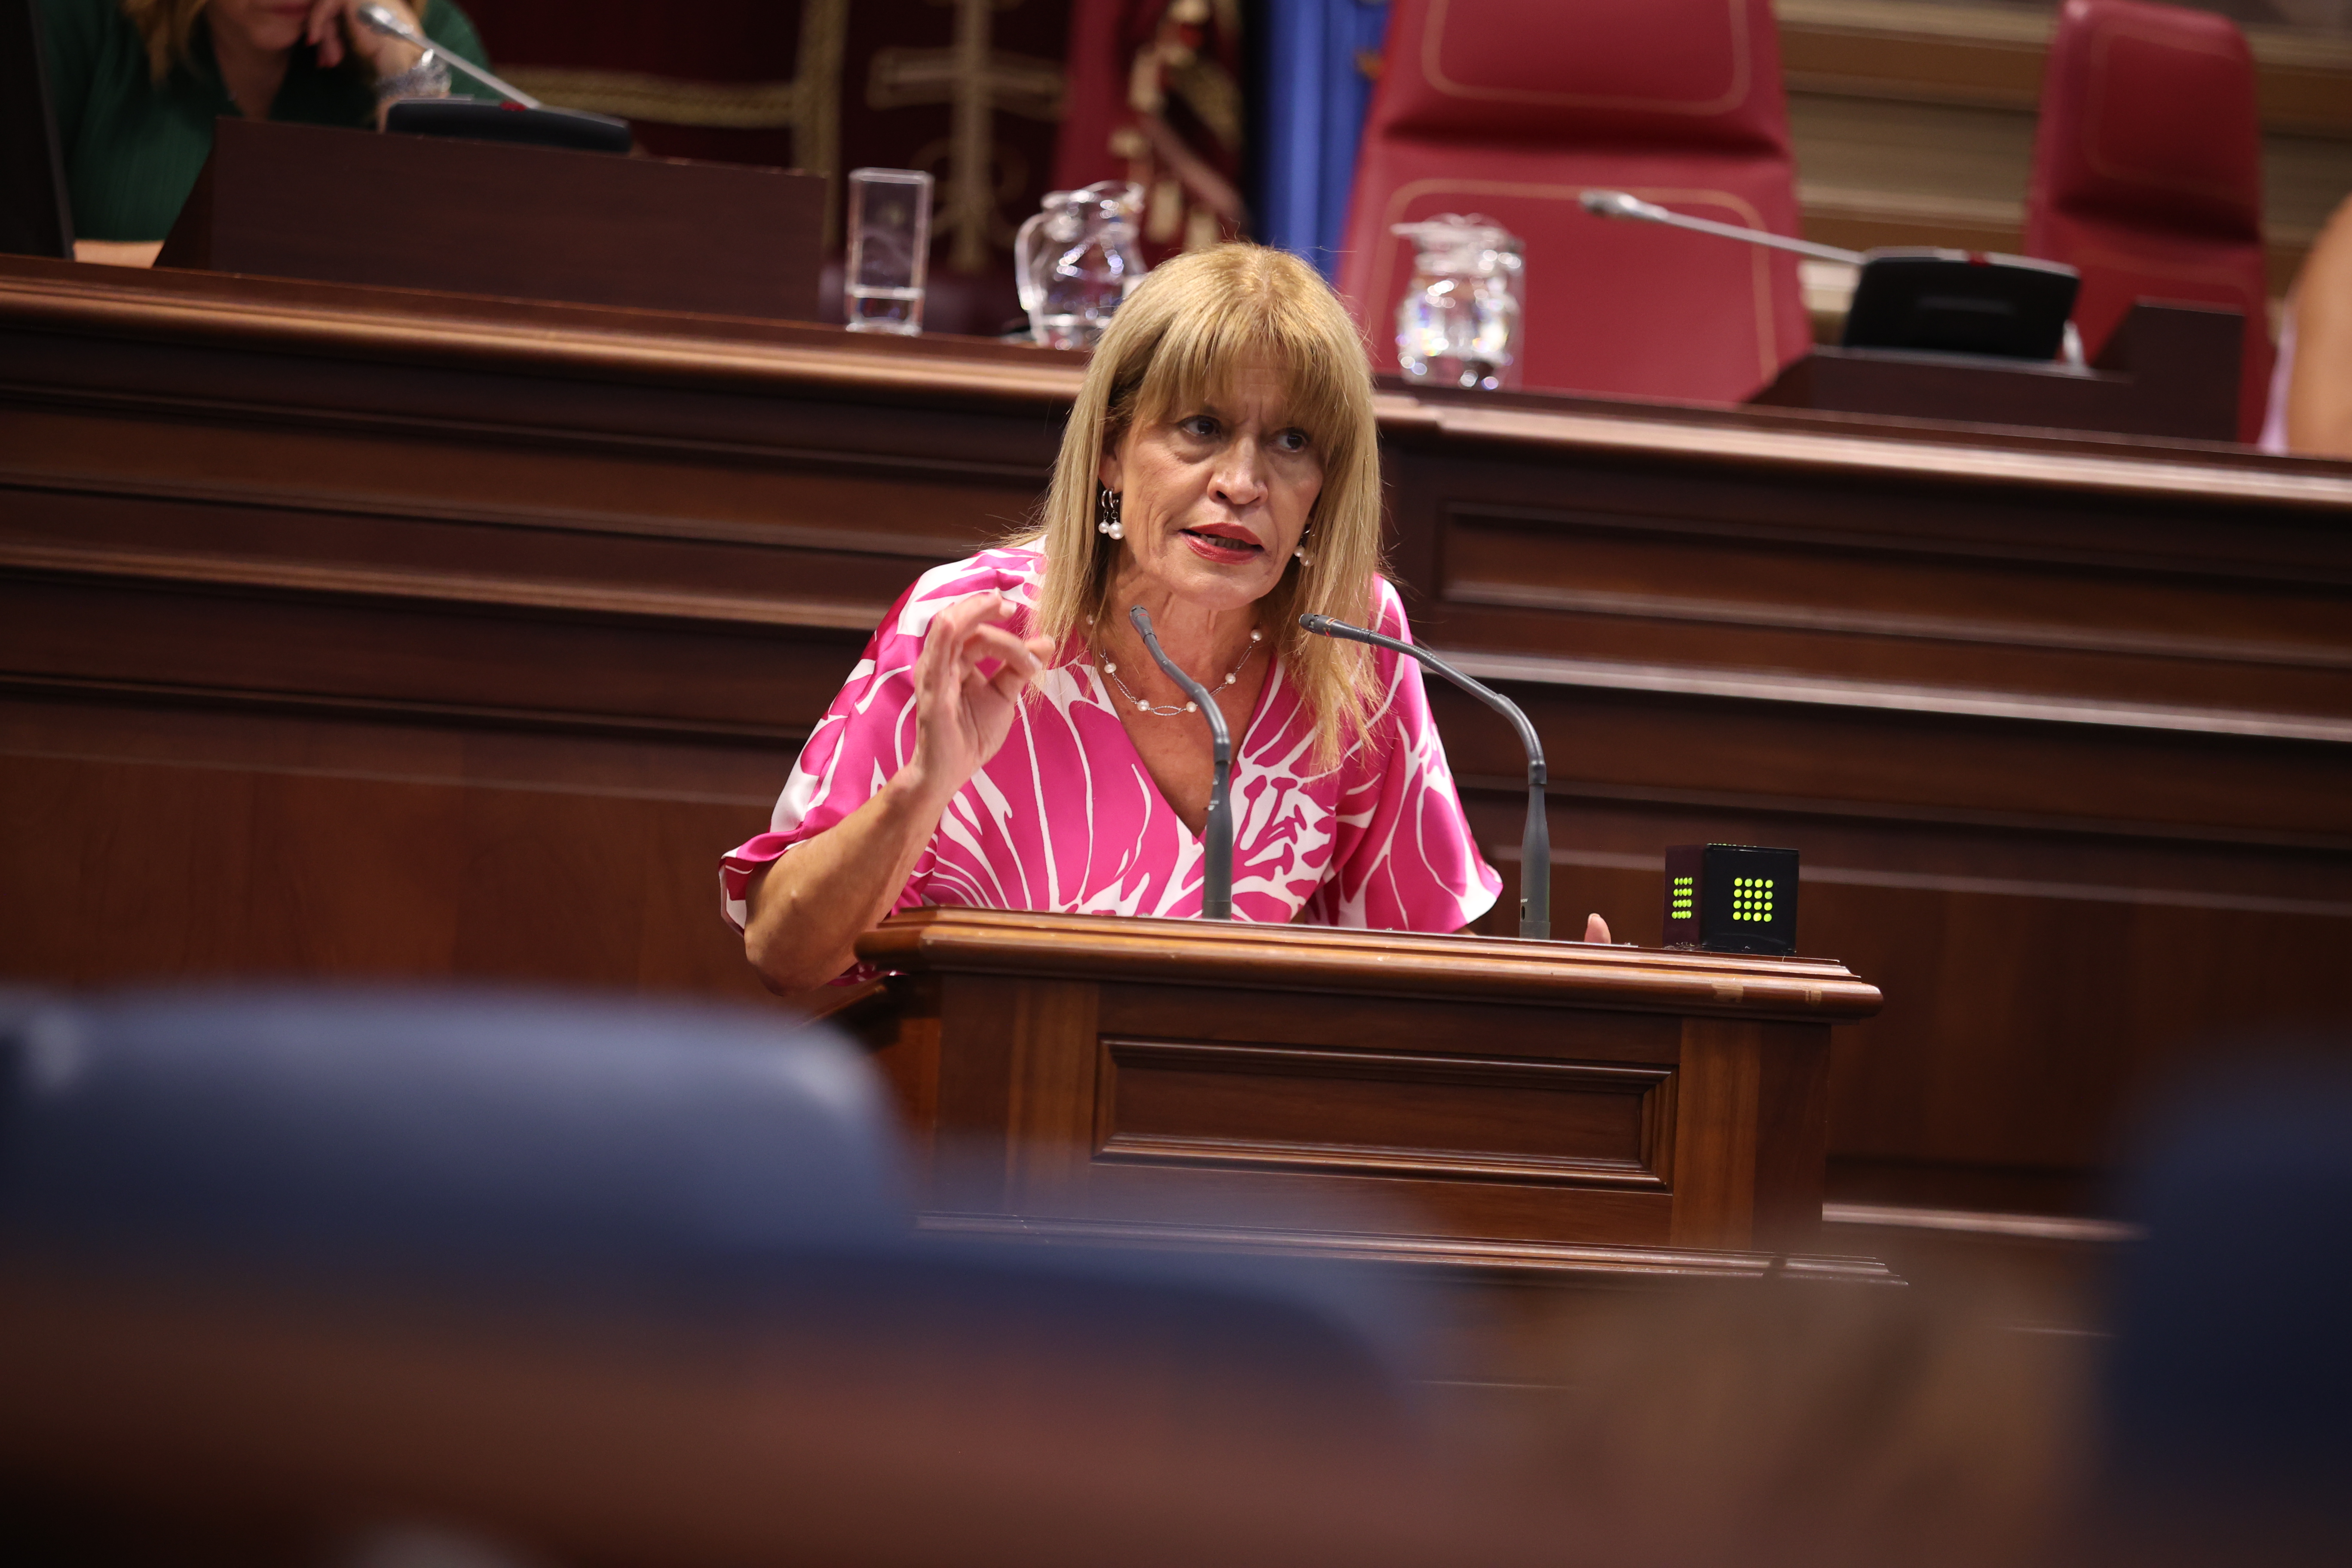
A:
[1302,616,1548,941]
[1583,191,1862,266]
[359,5,544,108]
[1128,607,1233,921]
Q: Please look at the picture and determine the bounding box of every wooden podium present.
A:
[838,909,1887,1282]
[158,118,824,321]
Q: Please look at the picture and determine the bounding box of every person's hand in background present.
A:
[306,0,427,79]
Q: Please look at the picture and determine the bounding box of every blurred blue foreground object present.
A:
[0,989,1417,1375]
[0,984,1419,1406]
[0,989,909,1286]
[2102,1051,2352,1544]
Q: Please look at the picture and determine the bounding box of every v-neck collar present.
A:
[1082,647,1283,845]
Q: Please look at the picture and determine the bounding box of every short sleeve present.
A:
[717,554,1035,937]
[718,606,922,935]
[1301,580,1502,932]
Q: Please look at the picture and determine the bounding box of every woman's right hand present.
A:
[742,591,1048,992]
[903,591,1054,809]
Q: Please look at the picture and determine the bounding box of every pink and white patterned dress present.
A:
[720,547,1500,980]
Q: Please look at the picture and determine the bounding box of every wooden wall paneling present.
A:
[1451,735,2352,1195]
[1383,397,2352,1214]
[1430,682,2352,851]
[1429,507,2352,720]
[0,344,1069,630]
[10,255,2352,1228]
[0,259,1089,1003]
[0,692,787,996]
[0,573,863,737]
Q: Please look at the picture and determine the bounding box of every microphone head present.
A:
[1297,613,1333,635]
[1580,190,1645,221]
[1126,605,1154,638]
[356,3,407,37]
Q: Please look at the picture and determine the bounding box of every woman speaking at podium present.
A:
[41,0,493,256]
[726,245,1513,991]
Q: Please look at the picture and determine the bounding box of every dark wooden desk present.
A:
[3,254,2348,1224]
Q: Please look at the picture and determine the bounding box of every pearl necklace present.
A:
[1093,624,1263,716]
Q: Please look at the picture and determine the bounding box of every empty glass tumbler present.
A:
[1014,181,1147,349]
[1392,216,1525,391]
[845,168,934,334]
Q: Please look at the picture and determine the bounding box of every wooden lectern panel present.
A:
[850,909,1880,1271]
[159,119,824,321]
[1094,1037,1672,1188]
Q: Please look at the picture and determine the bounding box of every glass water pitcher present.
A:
[1015,181,1147,349]
[1392,215,1526,391]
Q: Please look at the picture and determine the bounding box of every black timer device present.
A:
[1663,843,1801,956]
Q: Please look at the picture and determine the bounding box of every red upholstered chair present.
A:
[2027,0,2272,441]
[1335,0,1808,405]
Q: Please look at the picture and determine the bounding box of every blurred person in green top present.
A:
[41,0,497,262]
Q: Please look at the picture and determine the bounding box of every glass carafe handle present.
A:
[1013,209,1050,315]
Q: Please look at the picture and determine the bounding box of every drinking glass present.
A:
[844,168,933,334]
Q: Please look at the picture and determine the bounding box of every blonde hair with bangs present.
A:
[1017,244,1383,766]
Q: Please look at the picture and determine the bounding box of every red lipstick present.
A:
[1179,523,1264,564]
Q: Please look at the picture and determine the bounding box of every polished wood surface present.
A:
[851,908,1881,1264]
[160,118,827,322]
[3,253,2348,1220]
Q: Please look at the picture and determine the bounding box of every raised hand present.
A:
[904,591,1054,808]
[307,0,426,77]
[742,590,1052,992]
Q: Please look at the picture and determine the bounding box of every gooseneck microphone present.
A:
[357,3,545,108]
[1580,189,1862,265]
[1129,606,1233,921]
[1300,613,1550,941]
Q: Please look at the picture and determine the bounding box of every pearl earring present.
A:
[1096,485,1124,542]
[1294,524,1313,565]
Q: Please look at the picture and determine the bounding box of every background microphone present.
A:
[1580,188,1862,264]
[1129,606,1233,921]
[1300,613,1550,940]
[357,3,545,107]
